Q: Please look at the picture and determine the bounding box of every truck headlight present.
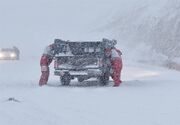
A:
[0,53,4,58]
[10,53,16,58]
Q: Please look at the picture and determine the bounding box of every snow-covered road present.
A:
[0,59,180,125]
[1,0,180,124]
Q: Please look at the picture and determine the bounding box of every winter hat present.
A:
[102,38,116,48]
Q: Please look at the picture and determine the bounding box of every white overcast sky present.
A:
[0,0,165,57]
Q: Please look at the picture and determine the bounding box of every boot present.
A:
[39,71,49,86]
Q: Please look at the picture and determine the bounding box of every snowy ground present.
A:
[0,59,180,125]
[1,0,180,125]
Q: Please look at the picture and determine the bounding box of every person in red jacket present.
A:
[103,38,123,87]
[39,39,63,86]
[39,45,54,86]
[110,47,123,86]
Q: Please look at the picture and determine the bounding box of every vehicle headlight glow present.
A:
[10,53,16,58]
[0,52,4,58]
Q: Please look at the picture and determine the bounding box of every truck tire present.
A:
[77,77,84,82]
[99,72,109,86]
[60,73,71,86]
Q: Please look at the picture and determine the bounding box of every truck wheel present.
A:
[99,72,109,86]
[60,73,71,86]
[77,77,85,82]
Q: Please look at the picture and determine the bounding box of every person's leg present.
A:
[39,68,49,86]
[111,58,122,86]
[39,55,51,86]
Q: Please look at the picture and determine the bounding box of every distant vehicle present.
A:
[0,46,20,60]
[54,41,111,86]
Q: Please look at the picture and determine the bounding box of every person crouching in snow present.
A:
[103,38,123,87]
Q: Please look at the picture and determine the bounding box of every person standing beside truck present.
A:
[110,47,123,86]
[39,39,64,86]
[103,38,123,87]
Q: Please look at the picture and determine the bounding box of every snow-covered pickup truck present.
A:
[0,47,20,60]
[54,41,111,86]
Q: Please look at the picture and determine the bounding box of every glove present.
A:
[41,66,49,72]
